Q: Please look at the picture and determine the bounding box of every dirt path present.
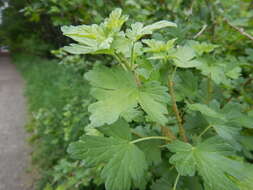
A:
[0,55,33,190]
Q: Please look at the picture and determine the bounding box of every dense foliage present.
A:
[12,54,94,189]
[2,0,253,190]
[61,8,253,190]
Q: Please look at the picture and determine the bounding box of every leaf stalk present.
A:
[113,53,131,71]
[173,173,180,190]
[198,125,212,138]
[130,136,172,144]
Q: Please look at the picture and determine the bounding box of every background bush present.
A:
[1,0,253,190]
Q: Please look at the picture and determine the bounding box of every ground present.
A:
[0,55,33,190]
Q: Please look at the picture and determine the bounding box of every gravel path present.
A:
[0,55,33,190]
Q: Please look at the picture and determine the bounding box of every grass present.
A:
[12,54,89,112]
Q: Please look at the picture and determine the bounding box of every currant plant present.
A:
[62,8,253,190]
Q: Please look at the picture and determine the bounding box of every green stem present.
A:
[131,130,144,138]
[198,125,212,138]
[130,136,172,144]
[168,70,188,142]
[129,42,142,87]
[113,53,126,70]
[134,71,141,87]
[130,42,135,69]
[113,53,131,71]
[173,173,180,190]
[171,66,177,80]
[206,74,212,104]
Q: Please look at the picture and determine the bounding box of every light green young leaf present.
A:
[43,184,53,190]
[172,46,200,68]
[103,8,129,33]
[61,24,113,54]
[142,39,177,60]
[85,65,169,126]
[143,39,176,53]
[61,8,128,55]
[226,67,241,79]
[63,43,113,55]
[111,36,132,56]
[126,21,176,41]
[167,137,253,190]
[223,60,242,80]
[84,124,103,136]
[68,135,147,190]
[188,40,218,56]
[197,61,228,85]
[196,57,241,85]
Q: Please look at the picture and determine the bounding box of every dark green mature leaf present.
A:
[188,103,226,121]
[85,65,169,126]
[98,119,132,140]
[68,120,148,190]
[151,177,172,190]
[188,101,253,147]
[167,137,253,190]
[101,141,147,190]
[188,101,253,128]
[221,102,253,129]
[167,140,196,176]
[68,135,147,190]
[138,140,162,165]
[174,70,199,100]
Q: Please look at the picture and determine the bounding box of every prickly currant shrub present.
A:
[62,8,253,190]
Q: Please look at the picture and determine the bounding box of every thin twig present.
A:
[193,24,208,39]
[225,19,253,41]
